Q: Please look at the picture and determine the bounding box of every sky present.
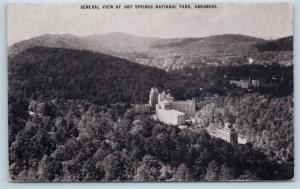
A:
[7,3,293,46]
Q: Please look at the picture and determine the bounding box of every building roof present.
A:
[158,108,185,116]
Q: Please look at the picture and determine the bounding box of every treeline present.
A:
[9,99,293,181]
[195,93,293,163]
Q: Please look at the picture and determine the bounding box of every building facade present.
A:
[207,124,238,144]
[156,106,185,125]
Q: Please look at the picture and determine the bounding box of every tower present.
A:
[149,88,159,109]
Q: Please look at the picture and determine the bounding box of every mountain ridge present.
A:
[8,33,293,69]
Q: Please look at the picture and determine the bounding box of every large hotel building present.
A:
[149,88,195,125]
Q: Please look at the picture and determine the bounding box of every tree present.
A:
[102,153,123,181]
[38,155,62,181]
[134,155,161,181]
[219,163,235,180]
[193,149,212,179]
[237,170,259,181]
[204,160,220,181]
[174,163,192,181]
[159,164,174,181]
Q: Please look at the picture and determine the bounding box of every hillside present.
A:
[255,36,293,52]
[8,46,169,104]
[9,33,292,70]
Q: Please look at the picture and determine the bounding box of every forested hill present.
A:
[8,46,169,104]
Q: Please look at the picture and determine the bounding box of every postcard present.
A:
[7,3,293,182]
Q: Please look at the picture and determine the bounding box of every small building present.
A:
[251,80,260,87]
[239,80,251,89]
[238,137,248,144]
[207,124,238,144]
[215,127,238,144]
[230,78,260,89]
[134,104,151,114]
[178,125,188,129]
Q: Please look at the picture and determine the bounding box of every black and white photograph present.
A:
[7,3,293,182]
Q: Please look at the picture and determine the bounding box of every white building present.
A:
[156,105,185,125]
[154,89,196,125]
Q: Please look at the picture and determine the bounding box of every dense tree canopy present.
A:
[9,100,293,181]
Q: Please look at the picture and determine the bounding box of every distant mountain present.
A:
[8,46,169,104]
[8,33,292,70]
[8,32,160,57]
[254,36,293,52]
[83,32,161,52]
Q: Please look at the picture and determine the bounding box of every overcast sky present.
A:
[7,3,293,46]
